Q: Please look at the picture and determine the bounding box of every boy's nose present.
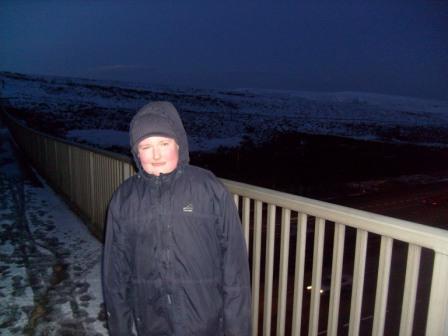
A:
[152,147,161,159]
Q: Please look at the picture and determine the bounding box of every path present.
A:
[0,126,107,335]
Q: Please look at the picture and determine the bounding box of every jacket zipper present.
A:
[157,176,173,308]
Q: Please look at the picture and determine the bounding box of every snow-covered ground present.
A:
[0,127,106,335]
[1,71,447,153]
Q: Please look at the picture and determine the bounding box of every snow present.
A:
[273,90,448,115]
[1,71,447,152]
[0,128,106,335]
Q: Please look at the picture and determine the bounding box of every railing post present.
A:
[53,140,58,186]
[308,217,325,336]
[262,204,276,336]
[251,200,263,336]
[399,244,421,336]
[277,208,291,336]
[68,146,73,201]
[292,213,307,336]
[89,151,95,223]
[242,197,250,252]
[327,223,346,336]
[348,229,368,336]
[372,236,393,336]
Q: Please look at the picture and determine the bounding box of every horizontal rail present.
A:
[221,178,448,255]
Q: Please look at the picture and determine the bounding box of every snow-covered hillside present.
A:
[1,71,447,152]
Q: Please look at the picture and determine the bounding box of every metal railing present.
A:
[4,113,135,238]
[3,109,448,335]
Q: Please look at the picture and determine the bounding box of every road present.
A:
[335,175,448,229]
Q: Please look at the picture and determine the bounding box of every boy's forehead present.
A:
[138,136,176,146]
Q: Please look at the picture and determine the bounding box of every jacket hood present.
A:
[129,101,190,171]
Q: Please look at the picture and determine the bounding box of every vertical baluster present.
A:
[233,194,239,210]
[399,244,421,336]
[242,197,251,252]
[372,236,393,336]
[292,213,307,336]
[327,222,346,336]
[276,208,291,336]
[348,229,368,336]
[425,252,448,336]
[251,200,263,336]
[263,204,276,335]
[308,217,325,336]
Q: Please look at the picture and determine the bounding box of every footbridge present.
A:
[2,108,448,336]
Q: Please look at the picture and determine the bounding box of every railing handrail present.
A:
[221,178,448,255]
[7,104,446,255]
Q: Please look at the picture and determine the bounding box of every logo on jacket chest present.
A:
[182,203,194,213]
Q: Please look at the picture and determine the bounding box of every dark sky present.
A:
[1,0,447,100]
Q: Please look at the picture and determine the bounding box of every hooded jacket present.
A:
[103,102,251,336]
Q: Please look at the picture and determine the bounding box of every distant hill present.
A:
[1,71,447,152]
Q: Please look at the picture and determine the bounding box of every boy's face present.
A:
[137,136,179,176]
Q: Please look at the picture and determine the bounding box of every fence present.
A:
[3,109,448,335]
